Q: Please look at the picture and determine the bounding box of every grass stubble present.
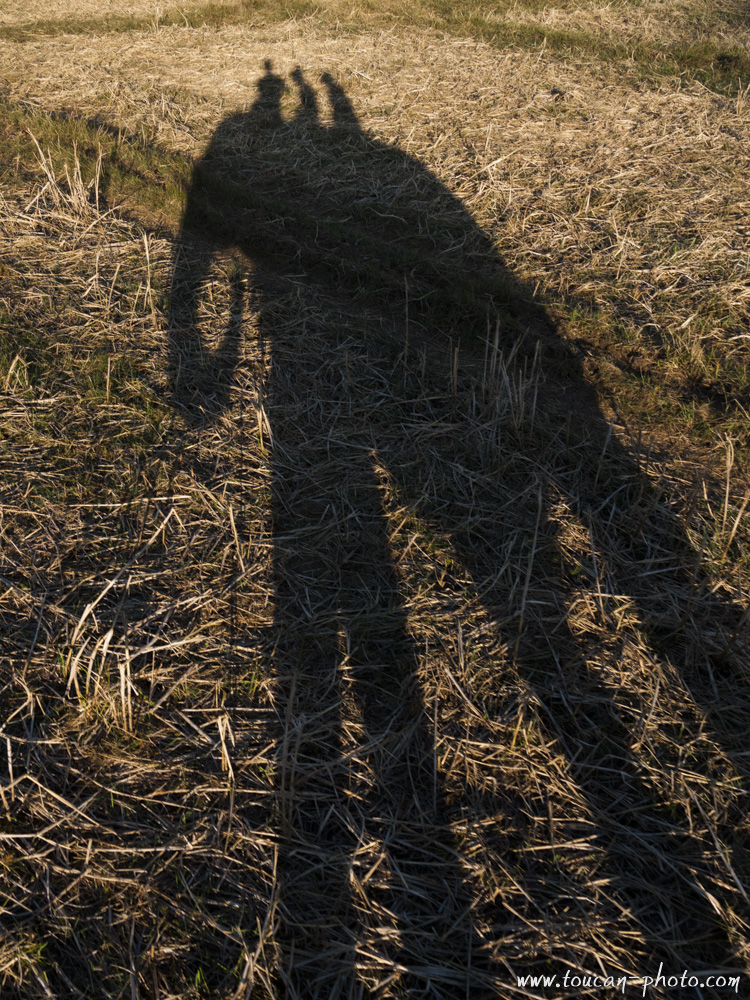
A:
[1,2,750,998]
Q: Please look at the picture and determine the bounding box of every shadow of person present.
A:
[169,62,749,997]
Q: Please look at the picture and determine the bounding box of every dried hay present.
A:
[0,0,167,25]
[2,18,748,381]
[502,0,750,50]
[1,116,749,998]
[1,7,750,999]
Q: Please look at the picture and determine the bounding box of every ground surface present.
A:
[1,2,750,999]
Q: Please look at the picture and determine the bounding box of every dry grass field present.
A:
[1,2,750,998]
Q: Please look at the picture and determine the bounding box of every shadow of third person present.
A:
[170,62,750,997]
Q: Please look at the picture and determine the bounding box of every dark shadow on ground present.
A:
[169,61,750,998]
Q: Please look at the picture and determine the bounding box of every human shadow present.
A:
[169,62,749,997]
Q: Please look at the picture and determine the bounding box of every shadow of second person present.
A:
[169,61,749,998]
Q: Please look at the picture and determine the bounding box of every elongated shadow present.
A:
[169,62,749,996]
